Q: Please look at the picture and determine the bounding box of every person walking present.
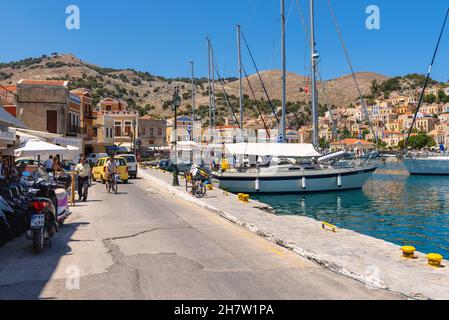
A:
[45,156,54,174]
[74,156,91,202]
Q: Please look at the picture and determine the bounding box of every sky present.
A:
[1,0,449,81]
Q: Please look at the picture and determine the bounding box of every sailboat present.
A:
[211,0,377,193]
[402,8,449,175]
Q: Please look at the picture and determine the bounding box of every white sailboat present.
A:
[211,0,377,194]
[401,8,449,175]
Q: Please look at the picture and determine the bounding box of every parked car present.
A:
[86,153,108,165]
[15,158,44,168]
[118,154,138,179]
[61,160,77,172]
[158,159,191,173]
[92,157,129,184]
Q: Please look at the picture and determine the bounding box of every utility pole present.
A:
[281,0,287,143]
[237,24,244,132]
[190,61,196,143]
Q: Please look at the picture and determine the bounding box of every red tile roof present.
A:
[337,138,373,145]
[0,85,17,93]
[18,79,68,87]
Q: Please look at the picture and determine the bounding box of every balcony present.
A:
[66,125,87,136]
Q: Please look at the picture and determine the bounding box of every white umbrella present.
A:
[15,139,70,158]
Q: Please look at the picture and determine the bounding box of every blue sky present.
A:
[1,0,449,81]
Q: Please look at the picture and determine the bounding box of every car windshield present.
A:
[114,159,127,166]
[122,156,136,163]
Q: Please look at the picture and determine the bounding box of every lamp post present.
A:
[172,86,181,186]
[133,118,137,155]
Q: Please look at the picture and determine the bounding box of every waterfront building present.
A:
[138,115,167,149]
[97,98,139,152]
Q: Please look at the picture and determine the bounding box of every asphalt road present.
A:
[0,177,403,300]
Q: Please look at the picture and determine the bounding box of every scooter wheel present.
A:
[33,229,44,253]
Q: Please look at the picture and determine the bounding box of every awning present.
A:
[224,143,321,158]
[15,139,70,158]
[0,105,27,128]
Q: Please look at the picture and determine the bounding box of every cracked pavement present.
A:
[0,178,403,300]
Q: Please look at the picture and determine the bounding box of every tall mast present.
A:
[211,43,217,135]
[281,0,287,143]
[207,38,213,141]
[237,24,244,132]
[190,61,196,142]
[310,0,319,148]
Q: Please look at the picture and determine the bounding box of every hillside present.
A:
[1,53,388,125]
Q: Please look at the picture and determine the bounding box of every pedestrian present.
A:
[45,156,54,174]
[52,156,63,174]
[74,156,91,202]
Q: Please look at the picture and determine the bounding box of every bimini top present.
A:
[224,143,321,158]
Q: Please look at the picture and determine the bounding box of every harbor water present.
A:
[253,158,449,258]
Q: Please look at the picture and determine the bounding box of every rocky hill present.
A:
[0,53,388,125]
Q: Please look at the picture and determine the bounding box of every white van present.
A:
[86,153,108,165]
[118,154,138,179]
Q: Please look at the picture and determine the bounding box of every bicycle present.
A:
[106,172,118,194]
[185,168,208,199]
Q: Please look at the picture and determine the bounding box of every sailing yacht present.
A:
[211,0,377,193]
[401,8,449,175]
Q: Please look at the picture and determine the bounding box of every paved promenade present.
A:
[0,172,400,299]
[141,167,449,300]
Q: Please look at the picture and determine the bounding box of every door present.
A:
[46,110,58,133]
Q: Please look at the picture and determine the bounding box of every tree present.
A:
[319,138,330,149]
[398,133,436,150]
[340,127,352,139]
[424,94,437,104]
[437,90,449,103]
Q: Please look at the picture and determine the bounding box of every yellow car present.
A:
[92,157,129,184]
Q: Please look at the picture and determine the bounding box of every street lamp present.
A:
[172,86,182,186]
[133,118,137,155]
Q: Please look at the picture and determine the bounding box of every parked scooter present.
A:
[25,197,58,252]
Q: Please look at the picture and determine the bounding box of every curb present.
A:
[140,168,417,299]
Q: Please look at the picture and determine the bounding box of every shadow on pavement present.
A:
[0,221,89,300]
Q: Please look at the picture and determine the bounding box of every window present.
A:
[149,128,154,137]
[115,122,122,137]
[125,121,132,136]
[158,128,162,136]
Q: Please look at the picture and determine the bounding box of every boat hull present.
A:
[403,158,449,175]
[212,166,377,194]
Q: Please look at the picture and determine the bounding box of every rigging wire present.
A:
[241,32,280,125]
[241,63,272,139]
[210,43,241,129]
[405,7,449,149]
[326,0,375,140]
[317,68,337,143]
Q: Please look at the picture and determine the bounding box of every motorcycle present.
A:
[25,197,58,252]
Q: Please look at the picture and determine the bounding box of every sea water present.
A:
[253,158,449,258]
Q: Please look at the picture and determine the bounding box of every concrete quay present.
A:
[141,167,449,300]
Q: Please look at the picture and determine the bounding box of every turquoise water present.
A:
[253,159,449,258]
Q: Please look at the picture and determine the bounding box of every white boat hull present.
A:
[403,158,449,175]
[212,166,377,193]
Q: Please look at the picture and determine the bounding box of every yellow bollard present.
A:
[206,184,213,190]
[238,193,249,202]
[69,171,76,207]
[322,222,337,233]
[427,253,443,268]
[401,246,416,259]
